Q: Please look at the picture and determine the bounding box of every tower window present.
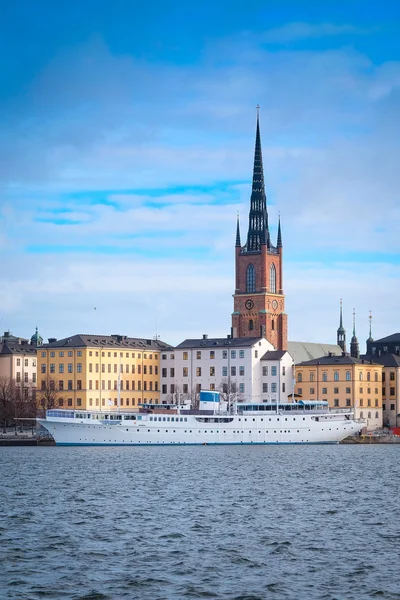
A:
[249,319,254,331]
[271,319,275,331]
[246,264,255,293]
[270,264,276,294]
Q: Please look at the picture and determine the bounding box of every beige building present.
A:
[0,331,38,395]
[37,334,172,411]
[362,354,400,429]
[295,353,383,431]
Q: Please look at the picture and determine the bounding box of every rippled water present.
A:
[1,445,400,600]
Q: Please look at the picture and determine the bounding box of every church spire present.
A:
[366,310,374,346]
[337,298,346,352]
[235,212,241,247]
[277,214,282,248]
[350,308,360,359]
[246,106,270,251]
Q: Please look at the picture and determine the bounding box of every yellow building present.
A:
[37,334,172,411]
[294,354,383,431]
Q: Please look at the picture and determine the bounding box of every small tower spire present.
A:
[277,213,282,248]
[337,298,346,352]
[235,212,241,247]
[350,308,360,359]
[366,309,374,352]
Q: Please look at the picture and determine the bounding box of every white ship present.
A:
[38,392,362,446]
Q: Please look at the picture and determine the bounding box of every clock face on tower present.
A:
[245,299,254,310]
[272,300,278,310]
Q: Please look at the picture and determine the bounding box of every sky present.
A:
[1,0,399,348]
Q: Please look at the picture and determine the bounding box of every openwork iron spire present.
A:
[246,106,270,251]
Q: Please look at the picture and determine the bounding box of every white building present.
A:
[160,335,294,405]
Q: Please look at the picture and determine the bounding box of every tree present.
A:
[38,376,62,411]
[219,379,245,411]
[0,376,17,432]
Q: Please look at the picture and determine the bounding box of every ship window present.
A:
[246,264,256,293]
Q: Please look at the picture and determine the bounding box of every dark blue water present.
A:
[1,445,400,600]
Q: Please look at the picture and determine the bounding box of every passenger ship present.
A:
[37,391,362,446]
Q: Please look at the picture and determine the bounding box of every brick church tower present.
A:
[231,109,288,351]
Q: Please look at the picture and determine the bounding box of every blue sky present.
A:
[1,0,399,346]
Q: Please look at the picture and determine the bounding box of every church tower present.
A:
[232,108,287,351]
[350,309,360,359]
[337,299,346,352]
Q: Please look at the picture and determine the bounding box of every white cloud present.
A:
[262,22,362,43]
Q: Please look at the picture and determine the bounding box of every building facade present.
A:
[232,110,287,350]
[294,354,383,430]
[159,335,294,405]
[37,334,171,410]
[0,332,38,393]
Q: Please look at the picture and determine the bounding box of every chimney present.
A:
[203,334,208,340]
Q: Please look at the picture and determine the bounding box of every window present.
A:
[59,364,64,373]
[391,404,395,411]
[50,352,55,358]
[68,364,72,373]
[322,387,327,394]
[77,351,82,357]
[231,367,236,376]
[368,399,371,407]
[346,399,351,407]
[222,366,228,377]
[368,412,372,419]
[77,380,82,390]
[24,359,28,367]
[162,384,167,394]
[334,387,339,394]
[77,363,82,373]
[390,372,395,381]
[360,399,363,407]
[239,383,245,394]
[50,364,55,374]
[346,371,351,381]
[162,354,167,360]
[360,411,364,418]
[271,320,275,331]
[183,384,188,394]
[210,383,215,391]
[196,351,201,359]
[298,388,302,394]
[255,350,258,358]
[222,350,227,359]
[210,367,215,376]
[310,388,315,394]
[210,351,215,359]
[162,368,167,377]
[183,367,188,377]
[346,387,351,394]
[246,263,255,293]
[322,372,328,382]
[271,366,277,376]
[270,264,276,294]
[24,372,28,383]
[375,372,378,382]
[32,373,36,383]
[170,384,175,394]
[239,366,244,376]
[390,387,395,396]
[239,350,245,359]
[282,366,286,376]
[334,399,339,407]
[375,399,378,407]
[359,372,363,381]
[41,364,46,374]
[41,352,46,357]
[282,383,285,393]
[263,383,268,393]
[375,412,379,419]
[231,350,236,359]
[297,373,302,382]
[334,371,339,382]
[170,368,174,377]
[367,372,371,382]
[196,367,201,377]
[271,383,277,393]
[77,398,82,407]
[183,352,188,360]
[59,381,64,391]
[263,366,268,376]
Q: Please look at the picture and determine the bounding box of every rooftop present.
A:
[372,333,400,344]
[362,353,400,368]
[41,334,173,350]
[175,336,266,349]
[288,341,342,364]
[297,354,381,367]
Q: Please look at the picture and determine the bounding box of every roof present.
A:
[175,337,265,349]
[41,334,173,350]
[372,333,400,344]
[362,353,400,368]
[260,350,287,361]
[297,355,381,367]
[0,342,37,356]
[288,341,343,365]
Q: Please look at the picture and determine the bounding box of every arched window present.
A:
[249,319,254,331]
[297,373,302,383]
[334,371,339,381]
[270,264,276,293]
[375,411,379,419]
[360,411,364,419]
[359,372,363,381]
[310,372,315,382]
[368,412,371,419]
[346,371,351,381]
[246,264,255,293]
[367,372,371,381]
[374,372,378,382]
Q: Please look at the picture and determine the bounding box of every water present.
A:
[1,445,400,600]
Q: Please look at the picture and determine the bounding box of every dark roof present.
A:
[362,353,400,368]
[41,334,173,350]
[297,354,381,367]
[261,350,287,361]
[176,337,264,349]
[0,342,37,355]
[373,333,400,344]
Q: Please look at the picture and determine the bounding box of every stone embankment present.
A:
[341,433,400,444]
[0,431,55,446]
